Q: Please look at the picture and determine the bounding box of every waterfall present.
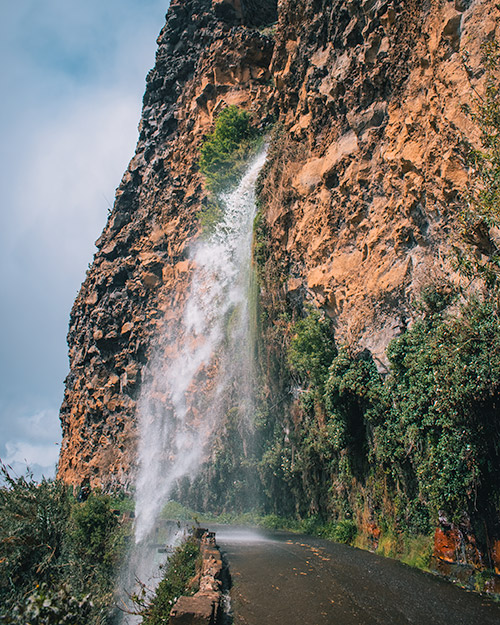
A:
[134,146,267,544]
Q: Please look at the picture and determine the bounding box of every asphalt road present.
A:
[211,526,500,625]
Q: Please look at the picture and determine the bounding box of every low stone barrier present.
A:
[169,530,224,625]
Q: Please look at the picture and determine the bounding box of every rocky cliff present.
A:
[58,0,275,488]
[58,0,500,569]
[261,0,499,366]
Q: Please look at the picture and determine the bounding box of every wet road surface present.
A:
[211,526,500,625]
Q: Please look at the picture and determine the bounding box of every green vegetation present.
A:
[9,584,94,625]
[68,492,125,600]
[288,309,337,390]
[252,209,270,271]
[199,105,260,193]
[246,263,500,561]
[362,532,434,570]
[132,537,200,625]
[196,200,223,236]
[384,297,500,523]
[455,40,500,286]
[197,105,264,235]
[0,466,129,624]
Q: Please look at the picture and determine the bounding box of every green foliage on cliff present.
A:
[384,298,500,520]
[455,40,500,286]
[288,309,336,390]
[0,466,128,624]
[199,105,258,193]
[255,292,500,550]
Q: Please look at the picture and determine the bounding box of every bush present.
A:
[383,298,500,522]
[324,348,386,453]
[137,537,200,625]
[8,584,93,625]
[287,309,337,390]
[0,465,70,615]
[332,520,357,544]
[69,493,120,567]
[199,106,259,193]
[0,465,129,624]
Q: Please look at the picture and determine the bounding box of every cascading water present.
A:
[134,145,267,543]
[117,148,267,622]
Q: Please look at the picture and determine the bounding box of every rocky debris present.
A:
[169,530,224,625]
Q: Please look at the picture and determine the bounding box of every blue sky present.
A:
[0,0,170,480]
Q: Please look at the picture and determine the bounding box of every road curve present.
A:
[209,526,500,625]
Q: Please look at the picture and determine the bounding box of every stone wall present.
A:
[169,530,225,625]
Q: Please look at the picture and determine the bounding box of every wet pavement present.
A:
[210,526,500,625]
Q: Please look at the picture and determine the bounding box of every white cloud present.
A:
[5,440,59,469]
[4,440,60,481]
[18,409,62,442]
[1,409,61,480]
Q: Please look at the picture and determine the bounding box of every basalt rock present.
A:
[259,0,500,366]
[169,530,224,625]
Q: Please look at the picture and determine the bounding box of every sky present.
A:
[0,0,170,481]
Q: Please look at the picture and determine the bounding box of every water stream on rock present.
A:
[117,147,267,620]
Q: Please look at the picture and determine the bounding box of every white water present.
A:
[133,147,267,544]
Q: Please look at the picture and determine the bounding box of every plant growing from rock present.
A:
[455,40,500,288]
[199,105,259,194]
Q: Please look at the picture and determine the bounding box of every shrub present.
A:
[137,537,200,625]
[199,105,259,193]
[333,519,357,544]
[69,492,120,568]
[324,349,386,449]
[0,465,129,624]
[8,584,93,625]
[383,298,500,522]
[0,465,70,615]
[287,309,337,390]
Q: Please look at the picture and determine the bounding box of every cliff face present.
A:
[59,0,498,508]
[262,0,498,366]
[58,0,275,489]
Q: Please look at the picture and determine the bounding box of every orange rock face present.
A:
[58,0,500,499]
[492,540,500,575]
[259,0,499,367]
[434,527,461,563]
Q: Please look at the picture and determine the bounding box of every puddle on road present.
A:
[214,527,274,545]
